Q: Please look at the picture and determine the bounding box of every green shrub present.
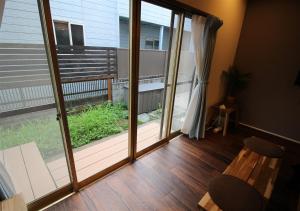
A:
[68,103,128,148]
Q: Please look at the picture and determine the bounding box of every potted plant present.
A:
[222,66,251,105]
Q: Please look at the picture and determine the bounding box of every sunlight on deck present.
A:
[47,121,161,184]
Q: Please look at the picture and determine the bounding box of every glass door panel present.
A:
[136,2,174,152]
[161,14,182,139]
[49,0,130,182]
[171,17,195,131]
[0,0,70,203]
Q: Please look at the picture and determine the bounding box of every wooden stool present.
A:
[213,105,239,136]
[244,136,285,158]
[208,175,264,211]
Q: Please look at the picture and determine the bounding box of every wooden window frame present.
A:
[52,20,85,46]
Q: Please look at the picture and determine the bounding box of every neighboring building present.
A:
[0,0,189,50]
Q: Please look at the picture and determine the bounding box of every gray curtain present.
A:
[187,15,223,139]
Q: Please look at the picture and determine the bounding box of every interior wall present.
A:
[234,0,300,141]
[178,0,248,107]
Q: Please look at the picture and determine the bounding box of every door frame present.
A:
[30,0,210,209]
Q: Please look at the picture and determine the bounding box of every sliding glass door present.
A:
[0,0,71,204]
[48,0,130,183]
[136,1,175,152]
[1,0,200,208]
[171,17,195,131]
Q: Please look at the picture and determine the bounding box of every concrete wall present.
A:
[234,0,300,141]
[178,0,248,108]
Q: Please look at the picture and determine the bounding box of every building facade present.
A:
[0,0,179,50]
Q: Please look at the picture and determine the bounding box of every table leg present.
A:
[223,112,229,136]
[235,109,239,128]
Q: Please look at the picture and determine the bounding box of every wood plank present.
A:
[20,142,56,200]
[77,149,128,181]
[59,63,112,68]
[57,59,112,64]
[57,54,115,59]
[0,56,47,62]
[0,64,48,72]
[3,146,34,203]
[46,132,300,211]
[0,59,48,67]
[0,194,27,211]
[198,147,282,211]
[0,48,46,55]
[47,122,160,185]
[0,43,44,48]
[0,70,50,77]
[61,75,116,83]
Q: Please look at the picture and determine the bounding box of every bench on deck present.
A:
[0,142,56,203]
[198,147,282,210]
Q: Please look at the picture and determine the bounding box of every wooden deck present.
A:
[0,121,160,204]
[48,121,160,184]
[0,143,56,203]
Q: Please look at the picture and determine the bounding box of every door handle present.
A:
[56,113,61,121]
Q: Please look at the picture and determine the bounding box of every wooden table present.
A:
[198,147,282,210]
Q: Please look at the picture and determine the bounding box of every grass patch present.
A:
[0,103,161,161]
[0,116,65,160]
[68,103,128,148]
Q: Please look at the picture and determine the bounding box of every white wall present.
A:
[50,0,120,47]
[0,0,182,47]
[118,0,171,27]
[0,0,44,43]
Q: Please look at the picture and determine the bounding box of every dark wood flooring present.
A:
[46,127,300,211]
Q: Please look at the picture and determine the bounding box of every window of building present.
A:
[71,24,84,46]
[54,21,70,45]
[54,21,84,46]
[145,39,159,49]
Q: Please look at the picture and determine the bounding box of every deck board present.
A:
[3,146,34,203]
[21,142,56,200]
[47,121,161,184]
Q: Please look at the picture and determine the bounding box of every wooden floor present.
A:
[48,121,161,184]
[46,127,300,211]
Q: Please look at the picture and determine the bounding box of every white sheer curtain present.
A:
[182,15,223,139]
[181,15,206,135]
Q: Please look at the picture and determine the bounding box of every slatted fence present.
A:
[0,44,116,116]
[56,45,117,83]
